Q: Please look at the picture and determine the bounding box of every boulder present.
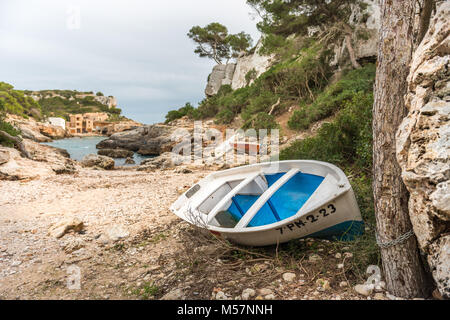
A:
[0,149,9,165]
[81,154,115,170]
[38,123,66,139]
[0,140,77,180]
[137,152,175,171]
[21,139,76,174]
[17,123,52,142]
[396,2,450,298]
[48,218,85,239]
[124,157,135,164]
[97,148,134,158]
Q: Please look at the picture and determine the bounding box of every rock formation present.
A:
[231,40,275,90]
[396,1,450,298]
[81,154,115,170]
[205,64,237,97]
[0,139,77,180]
[331,0,380,67]
[96,124,181,156]
[204,0,380,97]
[97,148,134,158]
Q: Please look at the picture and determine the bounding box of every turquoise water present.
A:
[42,136,151,166]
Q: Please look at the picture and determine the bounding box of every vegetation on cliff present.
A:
[0,82,42,119]
[0,82,124,122]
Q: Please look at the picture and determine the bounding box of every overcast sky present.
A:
[0,0,260,124]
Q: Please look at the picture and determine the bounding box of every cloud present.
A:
[0,0,260,124]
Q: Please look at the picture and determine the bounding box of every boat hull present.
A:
[217,191,363,246]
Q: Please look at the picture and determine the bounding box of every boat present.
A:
[170,160,364,246]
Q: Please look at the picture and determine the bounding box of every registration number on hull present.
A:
[275,204,337,235]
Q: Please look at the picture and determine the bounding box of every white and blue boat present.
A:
[170,160,364,246]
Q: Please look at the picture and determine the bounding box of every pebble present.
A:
[10,261,22,267]
[374,293,385,300]
[316,279,331,291]
[337,263,344,269]
[335,253,342,259]
[282,272,296,282]
[161,288,184,300]
[215,291,229,300]
[258,288,273,296]
[374,281,386,292]
[308,254,322,263]
[339,281,348,288]
[106,225,129,241]
[241,288,256,300]
[264,294,276,300]
[354,284,374,296]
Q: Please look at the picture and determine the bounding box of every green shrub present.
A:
[288,63,375,130]
[282,91,373,167]
[0,99,21,146]
[243,112,279,132]
[165,102,197,123]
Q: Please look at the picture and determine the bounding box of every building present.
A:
[47,117,66,130]
[68,112,109,134]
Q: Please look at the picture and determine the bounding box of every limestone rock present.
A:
[160,288,184,300]
[331,0,381,67]
[48,218,85,239]
[231,39,275,90]
[63,238,85,253]
[241,288,256,300]
[106,225,129,241]
[0,141,77,180]
[138,152,175,171]
[205,63,236,96]
[282,272,296,282]
[354,284,374,297]
[0,149,10,165]
[97,148,134,158]
[96,125,179,156]
[81,154,115,170]
[396,1,450,298]
[124,157,135,165]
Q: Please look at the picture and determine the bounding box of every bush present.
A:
[165,102,197,123]
[0,99,21,146]
[243,112,279,132]
[282,91,373,167]
[288,64,375,130]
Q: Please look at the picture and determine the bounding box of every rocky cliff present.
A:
[204,0,381,97]
[396,1,450,298]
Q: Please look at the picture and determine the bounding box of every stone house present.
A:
[68,113,109,134]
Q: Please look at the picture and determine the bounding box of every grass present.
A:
[132,282,160,300]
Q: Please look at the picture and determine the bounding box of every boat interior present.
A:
[196,169,338,229]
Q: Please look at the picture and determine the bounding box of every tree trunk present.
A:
[417,0,434,45]
[373,0,431,298]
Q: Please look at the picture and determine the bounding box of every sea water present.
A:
[42,136,152,166]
